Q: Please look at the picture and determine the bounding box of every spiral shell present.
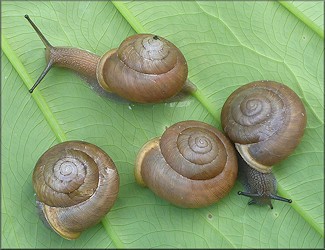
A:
[221,81,307,173]
[135,120,238,208]
[97,34,188,103]
[25,16,192,102]
[32,141,119,239]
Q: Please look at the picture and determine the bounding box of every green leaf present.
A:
[1,1,323,248]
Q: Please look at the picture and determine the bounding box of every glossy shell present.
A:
[135,120,238,208]
[97,34,188,103]
[221,81,307,173]
[32,141,119,239]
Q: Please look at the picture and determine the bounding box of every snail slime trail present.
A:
[221,80,306,209]
[25,15,195,103]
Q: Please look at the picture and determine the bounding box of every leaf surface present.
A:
[1,1,324,248]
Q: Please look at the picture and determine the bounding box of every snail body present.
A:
[236,153,290,209]
[32,141,119,239]
[24,15,191,103]
[135,120,238,208]
[221,80,307,208]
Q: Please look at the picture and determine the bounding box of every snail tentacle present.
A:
[25,15,193,103]
[221,81,306,209]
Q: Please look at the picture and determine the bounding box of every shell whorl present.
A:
[97,34,188,103]
[221,81,307,173]
[135,120,238,208]
[32,141,119,239]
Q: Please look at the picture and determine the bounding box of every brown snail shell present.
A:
[135,120,238,208]
[32,141,119,239]
[97,34,188,103]
[221,80,307,208]
[24,15,190,103]
[221,80,307,173]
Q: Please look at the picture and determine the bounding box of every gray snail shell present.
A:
[24,15,191,103]
[135,120,238,208]
[32,141,119,239]
[221,80,307,208]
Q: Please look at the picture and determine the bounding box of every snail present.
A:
[221,80,307,209]
[24,15,194,103]
[134,120,238,208]
[32,141,119,239]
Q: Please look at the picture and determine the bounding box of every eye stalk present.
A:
[25,14,55,93]
[236,151,292,209]
[24,15,195,103]
[237,191,292,209]
[221,81,306,209]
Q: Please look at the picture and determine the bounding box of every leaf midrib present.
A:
[1,1,323,246]
[100,0,325,239]
[1,35,67,143]
[279,1,324,39]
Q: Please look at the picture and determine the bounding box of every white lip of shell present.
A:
[235,143,272,174]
